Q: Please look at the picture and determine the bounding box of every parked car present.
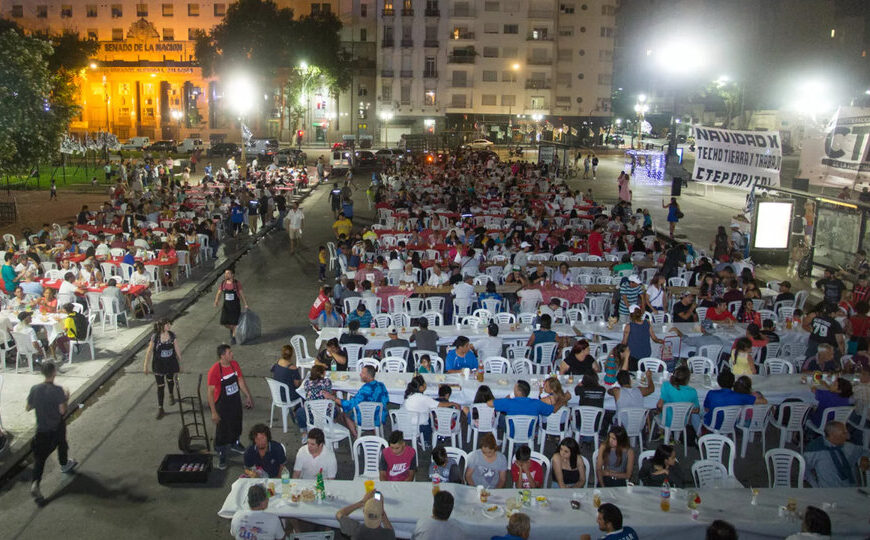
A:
[246,138,279,160]
[331,149,353,175]
[207,142,241,157]
[275,147,307,165]
[177,138,203,153]
[353,150,377,171]
[144,140,177,153]
[375,148,406,162]
[121,136,150,150]
[464,138,494,150]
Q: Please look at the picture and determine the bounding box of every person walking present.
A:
[284,202,304,254]
[49,179,57,201]
[663,197,681,239]
[143,319,182,420]
[591,154,599,179]
[583,155,591,179]
[207,344,254,470]
[214,268,248,345]
[27,361,78,502]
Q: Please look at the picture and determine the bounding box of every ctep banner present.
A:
[691,126,782,190]
[798,107,870,189]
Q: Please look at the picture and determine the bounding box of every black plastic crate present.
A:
[157,453,212,485]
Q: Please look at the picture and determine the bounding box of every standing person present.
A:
[583,154,591,179]
[663,197,681,239]
[143,319,182,420]
[214,268,248,345]
[284,202,304,254]
[207,344,254,470]
[618,172,631,203]
[27,361,78,502]
[591,154,599,179]
[49,179,57,201]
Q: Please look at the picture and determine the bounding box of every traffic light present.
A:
[297,130,304,139]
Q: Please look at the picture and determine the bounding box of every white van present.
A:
[331,149,353,175]
[121,136,150,150]
[177,138,203,153]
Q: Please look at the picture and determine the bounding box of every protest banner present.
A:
[691,126,782,190]
[799,107,870,189]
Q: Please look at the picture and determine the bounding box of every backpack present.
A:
[70,312,89,340]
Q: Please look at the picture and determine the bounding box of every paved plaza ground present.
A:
[0,155,815,539]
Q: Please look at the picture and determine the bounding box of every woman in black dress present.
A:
[214,268,248,344]
[144,319,182,419]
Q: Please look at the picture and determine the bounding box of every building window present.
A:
[503,24,518,34]
[559,3,574,14]
[214,3,226,16]
[600,27,613,37]
[502,47,517,58]
[360,28,367,41]
[559,26,573,36]
[483,47,498,57]
[400,84,411,104]
[424,89,436,105]
[87,29,98,40]
[163,28,174,40]
[602,4,615,15]
[482,70,497,82]
[136,3,147,16]
[61,5,72,17]
[382,82,392,100]
[424,56,437,76]
[361,3,367,16]
[112,28,124,41]
[162,3,173,16]
[311,3,320,14]
[501,95,516,106]
[484,1,498,10]
[36,5,47,17]
[110,4,122,17]
[483,23,498,33]
[501,70,517,82]
[11,5,22,17]
[481,94,496,106]
[450,94,466,107]
[188,3,199,16]
[530,96,545,109]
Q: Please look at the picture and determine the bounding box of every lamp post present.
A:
[226,75,255,172]
[171,109,183,142]
[508,63,521,140]
[379,111,393,146]
[634,94,648,150]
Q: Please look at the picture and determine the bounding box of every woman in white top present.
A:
[403,375,461,443]
[399,262,417,285]
[645,273,667,313]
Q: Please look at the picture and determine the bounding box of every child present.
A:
[510,445,543,488]
[317,245,327,282]
[417,354,432,374]
[428,445,461,483]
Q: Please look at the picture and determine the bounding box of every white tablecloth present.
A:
[326,371,816,410]
[317,323,577,349]
[217,479,870,539]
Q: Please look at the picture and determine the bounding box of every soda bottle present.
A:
[315,468,326,503]
[431,477,441,496]
[660,480,671,512]
[281,467,291,499]
[477,356,485,382]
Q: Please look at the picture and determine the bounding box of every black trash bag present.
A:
[235,309,261,345]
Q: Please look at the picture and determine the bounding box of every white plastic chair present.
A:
[389,409,425,454]
[431,407,463,447]
[764,358,793,374]
[343,343,365,371]
[100,296,129,332]
[511,358,534,375]
[425,296,445,315]
[806,405,853,439]
[383,346,410,360]
[67,313,96,364]
[537,408,570,453]
[352,436,388,479]
[702,405,743,442]
[484,356,511,374]
[343,297,362,314]
[570,406,604,450]
[372,314,392,328]
[636,450,655,483]
[698,434,736,477]
[737,403,773,458]
[421,311,443,327]
[290,335,316,366]
[361,296,382,314]
[265,378,302,433]
[691,459,728,488]
[687,356,717,375]
[353,401,385,438]
[305,399,351,452]
[481,298,503,313]
[472,308,494,324]
[11,331,40,373]
[379,356,407,373]
[770,402,812,452]
[651,402,694,456]
[532,342,558,374]
[616,408,647,452]
[638,357,666,373]
[494,312,516,324]
[505,415,537,457]
[765,448,805,488]
[444,446,468,481]
[357,357,380,372]
[697,344,723,364]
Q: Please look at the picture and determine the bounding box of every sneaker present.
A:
[216,456,228,470]
[60,459,78,474]
[156,408,165,420]
[230,442,245,454]
[300,433,308,444]
[31,481,43,501]
[230,337,237,345]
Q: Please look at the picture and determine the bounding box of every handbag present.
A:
[675,210,685,219]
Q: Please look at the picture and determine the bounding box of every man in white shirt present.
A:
[292,428,337,479]
[517,279,544,313]
[387,252,404,271]
[513,242,531,269]
[427,263,449,287]
[128,262,154,313]
[14,312,47,359]
[284,202,304,254]
[451,275,475,302]
[473,322,503,361]
[230,484,286,540]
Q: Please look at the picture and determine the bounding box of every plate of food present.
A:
[482,505,505,519]
[535,495,550,508]
[338,374,349,381]
[497,378,509,386]
[435,375,446,383]
[300,489,316,503]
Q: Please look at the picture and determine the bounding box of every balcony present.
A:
[448,55,476,64]
[424,39,439,47]
[451,80,471,87]
[400,38,413,47]
[424,8,440,16]
[382,7,395,15]
[527,9,554,18]
[449,32,475,40]
[381,70,394,77]
[527,33,553,41]
[400,70,413,77]
[423,70,438,78]
[402,8,414,15]
[527,57,553,65]
[382,39,395,47]
[525,78,552,89]
[451,9,475,17]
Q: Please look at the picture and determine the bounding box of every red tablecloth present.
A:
[534,285,587,305]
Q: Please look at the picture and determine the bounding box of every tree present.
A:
[0,26,79,176]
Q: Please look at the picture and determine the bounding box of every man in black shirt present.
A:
[760,319,780,343]
[816,269,846,305]
[774,281,795,305]
[803,303,846,359]
[672,292,698,322]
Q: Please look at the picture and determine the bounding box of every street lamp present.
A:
[634,95,648,149]
[508,63,521,138]
[171,109,183,141]
[225,74,255,170]
[379,111,393,146]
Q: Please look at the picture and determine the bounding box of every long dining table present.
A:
[316,323,578,349]
[217,478,870,539]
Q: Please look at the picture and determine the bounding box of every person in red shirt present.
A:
[308,285,332,330]
[736,298,761,326]
[510,446,544,488]
[588,226,604,258]
[706,298,736,323]
[847,301,870,353]
[207,344,254,470]
[851,275,870,306]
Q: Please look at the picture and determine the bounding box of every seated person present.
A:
[705,298,736,323]
[428,445,462,483]
[292,428,337,479]
[379,430,417,482]
[702,370,767,429]
[243,424,286,479]
[801,343,838,373]
[805,421,870,487]
[511,445,544,488]
[637,444,687,487]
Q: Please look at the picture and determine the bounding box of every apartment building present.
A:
[376,0,615,143]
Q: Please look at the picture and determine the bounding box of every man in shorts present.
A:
[284,202,304,254]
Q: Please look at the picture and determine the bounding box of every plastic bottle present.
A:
[315,468,325,503]
[660,480,671,512]
[281,467,290,499]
